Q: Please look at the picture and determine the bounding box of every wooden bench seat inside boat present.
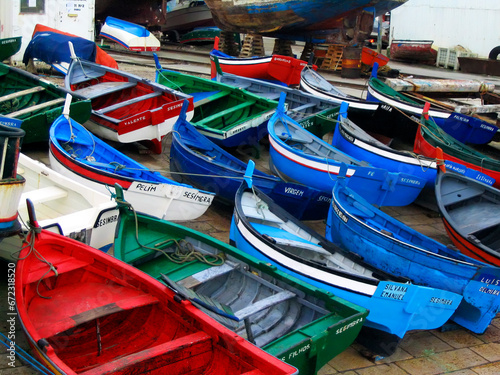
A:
[79,331,216,375]
[0,86,45,104]
[95,91,162,115]
[29,281,160,339]
[449,202,500,235]
[193,90,231,107]
[197,101,255,127]
[21,186,68,205]
[441,185,485,206]
[73,81,136,100]
[8,98,65,118]
[291,102,316,113]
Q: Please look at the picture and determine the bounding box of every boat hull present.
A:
[0,36,22,61]
[210,46,312,86]
[99,16,160,52]
[156,68,278,148]
[0,63,91,145]
[332,114,495,189]
[113,192,367,375]
[268,125,425,207]
[435,171,500,267]
[204,0,407,43]
[414,124,500,188]
[16,225,298,375]
[170,118,332,220]
[17,153,118,252]
[49,114,214,221]
[65,59,193,154]
[230,185,462,357]
[327,178,500,334]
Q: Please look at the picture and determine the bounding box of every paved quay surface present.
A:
[1,47,500,374]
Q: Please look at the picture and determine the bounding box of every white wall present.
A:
[390,0,500,58]
[1,0,95,65]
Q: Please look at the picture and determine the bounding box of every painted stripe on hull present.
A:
[269,135,356,176]
[235,218,378,296]
[367,85,450,119]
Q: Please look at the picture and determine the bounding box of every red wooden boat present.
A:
[15,200,298,375]
[65,47,194,154]
[435,163,500,267]
[210,37,314,86]
[389,40,437,63]
[414,121,500,188]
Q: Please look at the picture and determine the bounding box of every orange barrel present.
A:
[341,46,362,78]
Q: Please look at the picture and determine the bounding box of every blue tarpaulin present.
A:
[23,31,96,67]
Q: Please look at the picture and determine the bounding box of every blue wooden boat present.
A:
[155,56,278,148]
[230,179,462,357]
[0,122,25,237]
[331,103,496,189]
[170,102,332,220]
[268,93,426,207]
[48,101,215,221]
[326,169,500,334]
[99,16,161,51]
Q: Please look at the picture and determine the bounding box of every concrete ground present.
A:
[1,46,500,374]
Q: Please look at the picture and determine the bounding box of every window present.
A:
[20,0,45,14]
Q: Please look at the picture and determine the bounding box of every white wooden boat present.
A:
[17,153,119,253]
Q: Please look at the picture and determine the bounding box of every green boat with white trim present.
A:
[112,185,369,375]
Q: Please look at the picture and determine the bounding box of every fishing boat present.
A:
[204,0,408,44]
[180,27,220,44]
[435,168,500,267]
[15,200,298,375]
[367,75,451,124]
[0,62,91,145]
[64,44,193,154]
[162,1,216,35]
[389,40,437,63]
[300,66,379,118]
[414,109,500,188]
[327,170,500,334]
[112,185,368,374]
[0,36,22,61]
[48,100,214,221]
[268,93,426,207]
[230,179,462,357]
[331,103,496,189]
[17,153,118,253]
[0,122,25,237]
[213,57,340,135]
[170,105,332,220]
[209,37,312,86]
[99,16,161,51]
[367,73,499,143]
[155,58,277,147]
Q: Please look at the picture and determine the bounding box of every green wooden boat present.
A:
[155,58,278,148]
[113,185,369,375]
[0,63,91,145]
[0,36,22,61]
